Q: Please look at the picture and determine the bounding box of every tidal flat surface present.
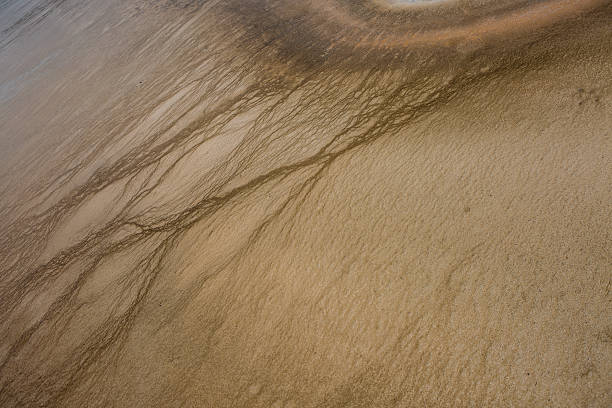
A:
[0,0,611,407]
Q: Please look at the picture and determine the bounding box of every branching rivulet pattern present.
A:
[0,0,610,407]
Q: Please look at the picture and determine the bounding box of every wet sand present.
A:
[0,0,611,407]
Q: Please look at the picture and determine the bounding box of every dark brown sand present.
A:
[0,1,610,407]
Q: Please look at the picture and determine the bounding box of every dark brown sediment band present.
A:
[361,0,609,45]
[216,0,611,72]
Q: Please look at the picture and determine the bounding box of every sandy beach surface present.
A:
[0,1,610,407]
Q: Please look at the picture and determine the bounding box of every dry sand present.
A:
[0,0,610,407]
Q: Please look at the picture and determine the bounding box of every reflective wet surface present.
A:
[0,1,611,407]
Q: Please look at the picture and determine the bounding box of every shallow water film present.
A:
[0,1,611,407]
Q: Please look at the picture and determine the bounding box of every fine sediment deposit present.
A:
[0,1,610,407]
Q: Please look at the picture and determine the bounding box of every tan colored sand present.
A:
[0,0,610,407]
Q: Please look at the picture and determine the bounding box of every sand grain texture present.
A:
[0,0,610,407]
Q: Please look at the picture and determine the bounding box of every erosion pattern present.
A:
[0,0,610,407]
